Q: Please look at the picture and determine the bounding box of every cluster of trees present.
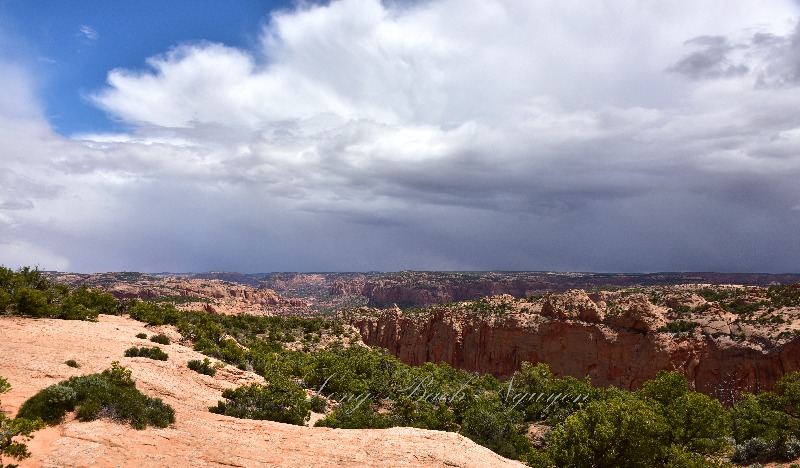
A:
[0,266,117,320]
[527,370,731,467]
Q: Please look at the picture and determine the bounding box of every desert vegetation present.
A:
[124,346,169,361]
[16,362,175,430]
[210,379,310,426]
[0,266,117,320]
[124,297,800,465]
[187,358,218,376]
[149,333,171,345]
[1,376,45,468]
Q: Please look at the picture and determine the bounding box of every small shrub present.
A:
[16,384,77,425]
[218,338,246,364]
[658,320,700,335]
[693,303,712,313]
[70,375,111,399]
[387,396,459,431]
[314,401,389,429]
[210,379,310,426]
[75,398,103,422]
[522,449,557,468]
[102,361,134,387]
[16,363,174,430]
[732,437,769,463]
[1,375,46,466]
[149,333,171,345]
[124,346,168,361]
[669,305,692,315]
[64,359,80,368]
[193,337,218,354]
[309,395,328,413]
[135,333,147,339]
[779,439,800,461]
[187,358,216,377]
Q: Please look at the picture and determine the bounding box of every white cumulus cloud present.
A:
[1,0,800,272]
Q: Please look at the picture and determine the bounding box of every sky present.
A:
[0,0,799,274]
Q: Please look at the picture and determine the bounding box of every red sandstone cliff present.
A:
[349,289,800,402]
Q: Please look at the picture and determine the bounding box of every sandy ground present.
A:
[0,314,523,468]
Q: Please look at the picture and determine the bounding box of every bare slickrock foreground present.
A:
[0,315,523,468]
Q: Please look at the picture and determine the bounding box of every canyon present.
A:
[43,270,800,400]
[349,286,800,402]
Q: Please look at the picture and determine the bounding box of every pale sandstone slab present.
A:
[0,315,522,468]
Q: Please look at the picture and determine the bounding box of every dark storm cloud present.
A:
[754,20,800,87]
[671,21,800,87]
[2,0,800,273]
[669,36,749,80]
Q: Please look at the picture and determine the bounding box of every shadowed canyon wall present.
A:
[351,296,800,402]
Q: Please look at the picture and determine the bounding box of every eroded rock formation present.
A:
[350,289,800,402]
[52,273,311,316]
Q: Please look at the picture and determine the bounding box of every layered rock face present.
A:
[360,279,518,307]
[106,278,290,303]
[52,273,310,316]
[350,290,800,402]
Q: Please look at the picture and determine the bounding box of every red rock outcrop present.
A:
[53,273,311,316]
[540,289,605,323]
[606,294,668,332]
[350,291,800,403]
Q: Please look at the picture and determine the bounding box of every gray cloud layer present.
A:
[2,0,800,273]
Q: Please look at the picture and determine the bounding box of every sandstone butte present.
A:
[0,315,523,468]
[350,288,800,403]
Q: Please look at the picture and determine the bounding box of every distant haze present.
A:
[1,0,799,273]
